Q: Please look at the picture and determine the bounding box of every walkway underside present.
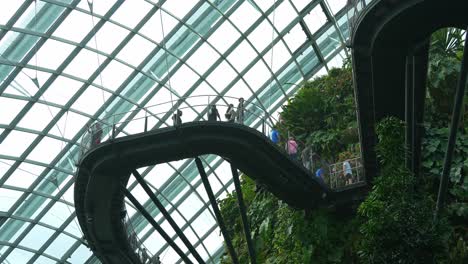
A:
[75,122,367,263]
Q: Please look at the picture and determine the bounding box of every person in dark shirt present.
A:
[172,109,182,126]
[225,104,236,122]
[208,104,221,121]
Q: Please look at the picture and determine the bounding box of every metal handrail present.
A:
[328,157,364,188]
[123,212,161,264]
[100,94,273,125]
[79,99,277,161]
[346,0,370,40]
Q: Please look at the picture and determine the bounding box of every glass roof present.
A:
[0,0,354,263]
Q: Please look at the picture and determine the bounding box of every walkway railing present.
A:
[79,95,276,159]
[79,95,365,190]
[123,212,161,264]
[346,0,372,36]
[328,157,364,189]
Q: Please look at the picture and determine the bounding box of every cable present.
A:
[157,1,175,109]
[34,0,38,80]
[267,0,277,118]
[88,0,107,113]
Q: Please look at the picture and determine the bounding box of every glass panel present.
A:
[49,111,88,140]
[248,19,274,53]
[0,188,22,211]
[208,20,240,54]
[269,1,296,33]
[19,224,55,250]
[117,34,156,67]
[14,1,63,34]
[97,60,133,91]
[263,41,290,73]
[317,26,341,59]
[39,200,73,227]
[27,136,66,164]
[303,5,327,34]
[5,248,34,264]
[77,0,115,16]
[71,85,111,115]
[326,0,348,14]
[140,9,179,43]
[0,97,28,125]
[27,38,75,70]
[244,59,270,89]
[44,233,76,259]
[53,10,94,43]
[69,245,94,264]
[35,256,57,264]
[229,1,261,33]
[63,48,105,80]
[206,61,237,92]
[4,162,44,189]
[42,76,83,106]
[170,64,199,95]
[255,0,273,12]
[186,42,220,76]
[86,21,129,55]
[227,40,256,72]
[202,228,223,255]
[111,0,152,28]
[0,130,37,157]
[163,0,199,20]
[291,0,311,11]
[0,1,23,25]
[283,23,307,52]
[17,103,59,131]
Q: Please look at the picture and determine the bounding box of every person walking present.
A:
[286,137,298,160]
[225,104,236,122]
[88,122,102,147]
[343,159,353,185]
[301,145,313,171]
[236,97,245,124]
[172,109,182,126]
[207,104,221,121]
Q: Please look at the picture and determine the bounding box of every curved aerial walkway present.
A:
[75,121,367,264]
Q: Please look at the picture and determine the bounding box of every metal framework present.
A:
[0,0,354,263]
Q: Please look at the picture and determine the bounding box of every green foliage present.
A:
[358,117,452,264]
[427,28,467,124]
[220,178,360,264]
[279,67,358,160]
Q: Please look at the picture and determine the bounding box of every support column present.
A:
[123,188,193,264]
[405,53,414,171]
[195,157,239,264]
[131,170,205,264]
[231,164,256,264]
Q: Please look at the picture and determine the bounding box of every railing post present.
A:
[112,124,116,139]
[144,116,148,132]
[262,118,265,134]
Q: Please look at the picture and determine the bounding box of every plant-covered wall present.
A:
[218,28,467,263]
